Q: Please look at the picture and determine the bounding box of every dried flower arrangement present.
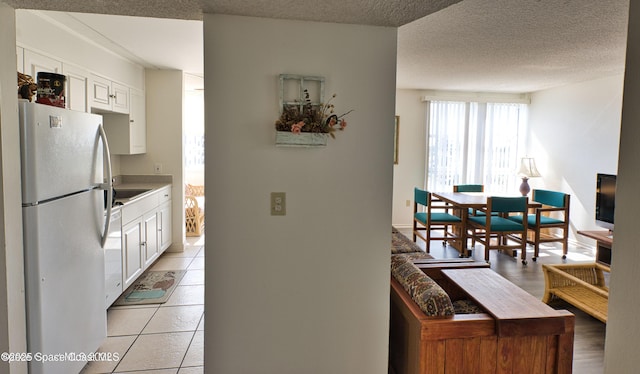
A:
[275,89,353,139]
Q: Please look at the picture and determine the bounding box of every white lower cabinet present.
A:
[143,211,159,268]
[159,201,172,252]
[120,186,172,290]
[122,218,144,289]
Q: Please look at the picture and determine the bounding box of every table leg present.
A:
[450,208,470,258]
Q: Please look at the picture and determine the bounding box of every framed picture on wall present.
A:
[394,116,400,164]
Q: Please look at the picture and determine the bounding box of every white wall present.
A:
[204,14,396,373]
[120,69,185,249]
[605,1,640,371]
[528,75,623,245]
[392,89,426,227]
[0,4,28,373]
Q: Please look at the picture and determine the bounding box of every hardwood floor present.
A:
[397,228,606,374]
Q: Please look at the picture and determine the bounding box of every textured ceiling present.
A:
[5,0,631,93]
[398,0,630,92]
[3,0,463,26]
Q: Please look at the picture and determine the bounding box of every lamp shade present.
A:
[517,157,541,178]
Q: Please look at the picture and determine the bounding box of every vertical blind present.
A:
[426,101,527,193]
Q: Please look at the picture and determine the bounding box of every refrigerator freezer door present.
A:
[19,101,103,204]
[23,190,106,374]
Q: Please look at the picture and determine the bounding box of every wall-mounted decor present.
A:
[274,74,352,147]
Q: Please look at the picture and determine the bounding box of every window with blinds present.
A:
[426,100,527,193]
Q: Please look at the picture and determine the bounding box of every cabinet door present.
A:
[17,46,24,73]
[63,63,90,112]
[91,74,112,111]
[129,89,146,153]
[112,82,130,114]
[24,49,62,78]
[143,211,159,268]
[122,219,144,288]
[159,201,172,252]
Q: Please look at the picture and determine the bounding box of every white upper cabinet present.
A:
[129,89,147,154]
[102,88,146,155]
[17,46,24,73]
[63,63,90,112]
[24,49,62,78]
[91,74,130,114]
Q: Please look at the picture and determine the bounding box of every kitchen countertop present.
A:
[112,175,173,206]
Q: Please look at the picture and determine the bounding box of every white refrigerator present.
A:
[19,101,114,374]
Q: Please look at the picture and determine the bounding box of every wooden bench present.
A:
[390,267,575,374]
[542,263,609,323]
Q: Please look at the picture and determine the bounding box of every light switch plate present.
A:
[271,192,286,216]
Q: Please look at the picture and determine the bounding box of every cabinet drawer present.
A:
[121,195,157,224]
[158,186,172,204]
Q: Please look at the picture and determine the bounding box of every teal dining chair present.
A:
[412,188,463,253]
[453,184,496,248]
[508,189,570,261]
[453,184,484,193]
[452,184,498,216]
[467,196,529,265]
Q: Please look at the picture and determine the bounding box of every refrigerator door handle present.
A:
[99,124,113,248]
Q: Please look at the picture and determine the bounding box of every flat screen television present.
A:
[595,173,616,231]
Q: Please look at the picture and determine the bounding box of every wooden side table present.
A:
[577,230,613,266]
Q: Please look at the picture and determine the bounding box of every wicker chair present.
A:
[185,184,204,236]
[542,263,609,323]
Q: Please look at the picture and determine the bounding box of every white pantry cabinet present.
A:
[91,74,130,114]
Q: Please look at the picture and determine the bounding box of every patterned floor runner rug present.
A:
[114,270,186,306]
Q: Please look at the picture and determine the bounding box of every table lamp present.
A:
[517,157,541,196]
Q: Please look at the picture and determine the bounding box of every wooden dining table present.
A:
[432,192,541,258]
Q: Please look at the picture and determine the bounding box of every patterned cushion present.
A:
[391,227,428,254]
[393,252,434,261]
[390,255,454,317]
[452,299,484,314]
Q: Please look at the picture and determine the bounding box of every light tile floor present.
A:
[81,236,205,374]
